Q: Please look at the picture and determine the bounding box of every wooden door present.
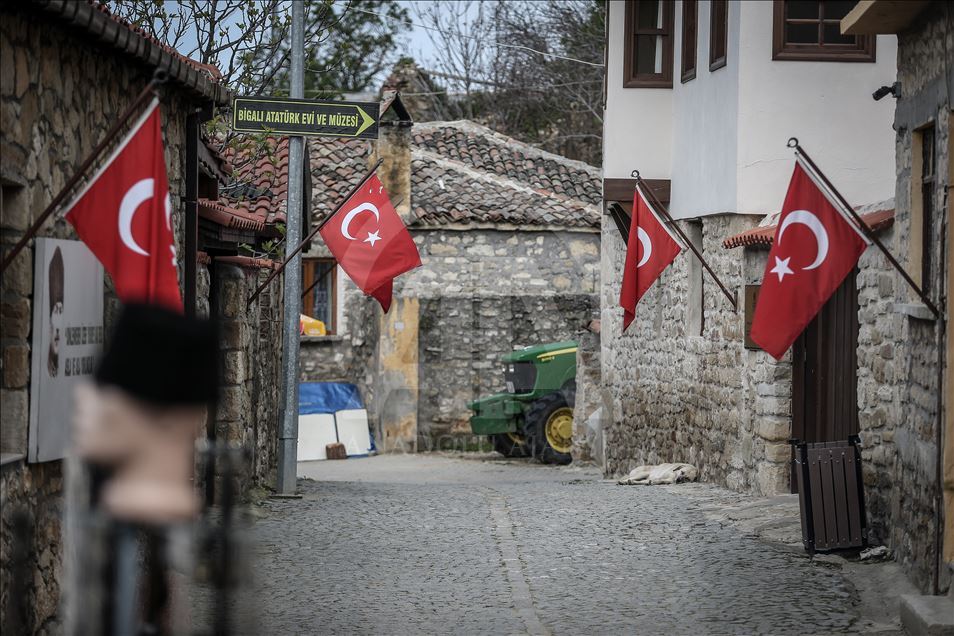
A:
[791,272,860,491]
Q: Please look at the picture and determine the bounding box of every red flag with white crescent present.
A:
[750,159,870,359]
[319,173,421,312]
[619,185,684,331]
[64,100,182,310]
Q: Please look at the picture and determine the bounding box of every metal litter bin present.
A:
[790,436,868,554]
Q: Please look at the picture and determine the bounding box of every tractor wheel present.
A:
[492,432,530,458]
[526,393,573,465]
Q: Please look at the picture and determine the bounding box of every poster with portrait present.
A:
[28,238,104,463]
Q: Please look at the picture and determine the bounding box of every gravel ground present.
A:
[195,453,910,635]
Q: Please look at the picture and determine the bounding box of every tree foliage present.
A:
[274,0,410,98]
[415,0,605,166]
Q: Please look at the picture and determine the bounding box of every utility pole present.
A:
[276,1,305,495]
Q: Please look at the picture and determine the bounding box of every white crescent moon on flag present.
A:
[340,202,380,240]
[636,227,652,268]
[777,209,829,270]
[118,178,154,257]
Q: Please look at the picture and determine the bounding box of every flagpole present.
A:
[246,157,384,308]
[0,72,166,275]
[632,172,738,310]
[788,138,940,320]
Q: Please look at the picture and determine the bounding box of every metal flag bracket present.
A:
[0,73,170,275]
[786,139,940,320]
[630,169,738,310]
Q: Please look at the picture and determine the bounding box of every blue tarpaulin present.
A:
[299,382,364,415]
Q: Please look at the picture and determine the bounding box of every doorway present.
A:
[790,272,860,491]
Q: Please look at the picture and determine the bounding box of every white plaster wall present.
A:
[735,2,897,215]
[602,0,673,181]
[669,0,741,219]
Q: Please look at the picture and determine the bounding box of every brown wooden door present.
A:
[791,272,860,491]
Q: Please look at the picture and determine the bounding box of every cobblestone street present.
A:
[228,454,911,635]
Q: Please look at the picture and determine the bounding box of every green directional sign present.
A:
[231,96,380,139]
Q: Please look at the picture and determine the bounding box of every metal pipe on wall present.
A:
[276,1,305,495]
[185,111,199,318]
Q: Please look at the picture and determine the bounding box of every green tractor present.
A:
[468,341,577,465]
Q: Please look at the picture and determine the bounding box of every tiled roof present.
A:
[412,121,601,207]
[223,137,295,225]
[34,0,229,104]
[307,137,374,226]
[198,198,265,232]
[303,120,600,230]
[409,121,600,229]
[722,208,895,249]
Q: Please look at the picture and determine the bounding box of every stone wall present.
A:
[571,327,604,465]
[865,2,952,592]
[418,294,597,446]
[299,227,601,448]
[600,212,795,494]
[0,9,198,632]
[213,263,284,491]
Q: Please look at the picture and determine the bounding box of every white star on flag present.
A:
[770,255,794,282]
[364,230,382,247]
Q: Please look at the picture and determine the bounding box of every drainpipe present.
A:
[185,110,198,318]
[933,184,948,595]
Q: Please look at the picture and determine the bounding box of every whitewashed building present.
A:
[599,0,947,591]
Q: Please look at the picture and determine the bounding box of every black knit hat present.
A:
[95,303,219,407]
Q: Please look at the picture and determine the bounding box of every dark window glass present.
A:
[709,0,727,71]
[773,0,876,61]
[637,0,662,28]
[787,22,818,44]
[786,0,819,19]
[623,0,674,88]
[920,126,935,288]
[681,0,697,82]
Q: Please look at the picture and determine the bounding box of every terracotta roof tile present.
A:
[197,198,265,231]
[722,208,895,249]
[301,120,600,230]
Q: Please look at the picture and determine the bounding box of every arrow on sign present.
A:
[356,106,375,137]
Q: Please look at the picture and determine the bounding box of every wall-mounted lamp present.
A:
[872,82,901,101]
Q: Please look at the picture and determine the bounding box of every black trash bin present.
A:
[790,436,868,554]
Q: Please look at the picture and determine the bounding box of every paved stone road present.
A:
[228,454,876,635]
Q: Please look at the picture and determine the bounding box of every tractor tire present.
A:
[526,393,573,465]
[492,433,530,458]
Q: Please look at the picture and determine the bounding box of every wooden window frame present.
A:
[772,1,876,63]
[623,0,675,89]
[681,0,698,83]
[709,0,728,71]
[302,258,337,335]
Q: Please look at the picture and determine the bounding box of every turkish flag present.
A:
[319,173,421,312]
[619,185,684,331]
[750,160,870,359]
[64,100,182,310]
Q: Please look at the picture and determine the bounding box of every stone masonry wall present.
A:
[418,294,597,445]
[571,327,603,465]
[300,227,601,448]
[0,9,195,632]
[214,264,284,492]
[406,228,599,447]
[866,3,952,591]
[600,212,795,495]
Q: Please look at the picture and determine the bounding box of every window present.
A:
[302,258,337,335]
[709,0,727,71]
[911,125,936,297]
[772,1,876,62]
[624,0,675,88]
[686,220,704,336]
[681,0,698,82]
